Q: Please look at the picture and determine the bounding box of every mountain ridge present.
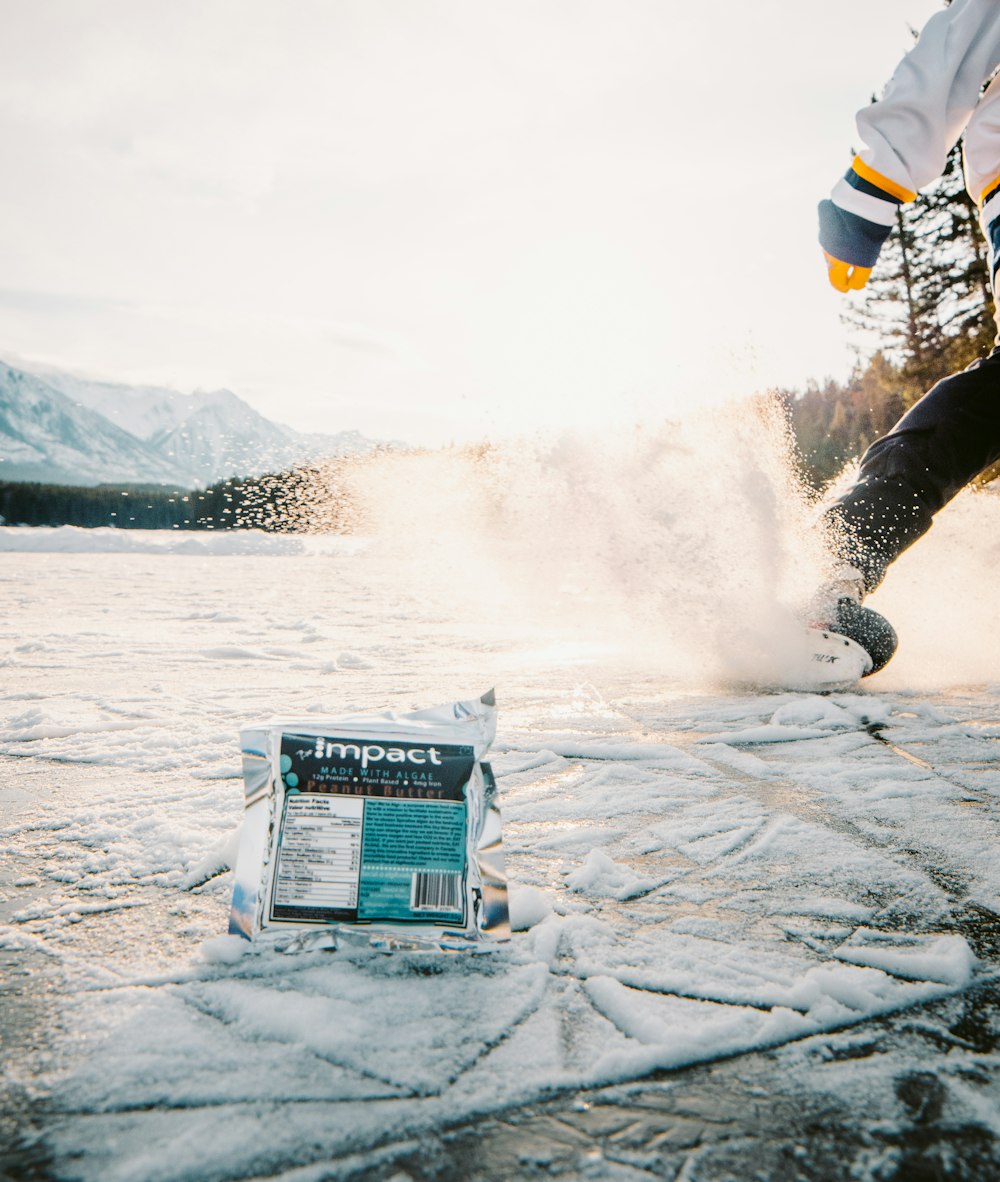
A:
[0,360,381,487]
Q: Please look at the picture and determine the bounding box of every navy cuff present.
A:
[818,200,893,269]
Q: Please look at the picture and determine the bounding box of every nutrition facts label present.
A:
[271,794,363,918]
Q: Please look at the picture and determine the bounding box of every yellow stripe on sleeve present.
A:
[979,171,1000,208]
[851,156,917,204]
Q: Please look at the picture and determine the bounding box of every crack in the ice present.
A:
[543,963,798,1014]
[39,1091,410,1118]
[173,988,413,1093]
[694,733,1000,938]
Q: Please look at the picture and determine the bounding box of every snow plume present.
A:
[871,487,1000,689]
[318,396,830,686]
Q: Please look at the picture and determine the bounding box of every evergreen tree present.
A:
[845,144,994,388]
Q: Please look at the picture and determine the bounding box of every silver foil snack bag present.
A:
[229,691,509,951]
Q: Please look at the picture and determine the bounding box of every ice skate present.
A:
[799,563,898,688]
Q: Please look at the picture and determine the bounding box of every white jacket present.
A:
[832,0,1000,247]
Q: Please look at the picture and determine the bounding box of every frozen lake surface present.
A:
[3,524,1000,1181]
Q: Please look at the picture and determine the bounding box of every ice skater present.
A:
[814,0,1000,676]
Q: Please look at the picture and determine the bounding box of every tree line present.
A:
[0,462,358,532]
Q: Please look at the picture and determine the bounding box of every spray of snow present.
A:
[868,489,1000,688]
[5,391,1000,688]
[333,396,831,686]
[325,397,1000,690]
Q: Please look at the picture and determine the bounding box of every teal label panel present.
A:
[358,797,467,923]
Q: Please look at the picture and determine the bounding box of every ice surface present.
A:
[5,429,1000,1178]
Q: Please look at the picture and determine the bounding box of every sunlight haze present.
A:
[0,0,942,444]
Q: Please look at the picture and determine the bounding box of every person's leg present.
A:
[825,347,1000,592]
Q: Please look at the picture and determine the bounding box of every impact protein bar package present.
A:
[229,691,510,951]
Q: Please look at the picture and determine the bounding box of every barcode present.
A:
[410,870,463,913]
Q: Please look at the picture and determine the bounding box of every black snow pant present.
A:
[826,345,1000,593]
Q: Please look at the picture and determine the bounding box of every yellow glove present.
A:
[818,155,913,295]
[823,251,872,293]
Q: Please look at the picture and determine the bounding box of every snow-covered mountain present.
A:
[0,363,192,486]
[36,369,215,442]
[145,389,369,487]
[0,361,380,487]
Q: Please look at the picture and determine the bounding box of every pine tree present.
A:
[845,141,995,389]
[916,142,995,371]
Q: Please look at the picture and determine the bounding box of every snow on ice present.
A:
[3,410,1000,1178]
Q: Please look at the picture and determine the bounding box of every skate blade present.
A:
[730,626,874,693]
[778,627,873,692]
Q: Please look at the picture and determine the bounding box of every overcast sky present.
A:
[0,0,942,444]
